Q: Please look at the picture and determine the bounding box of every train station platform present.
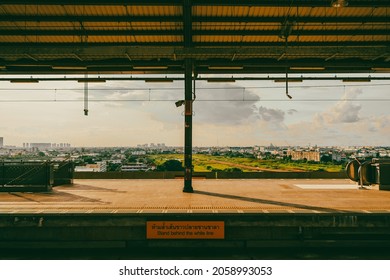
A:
[0,179,390,259]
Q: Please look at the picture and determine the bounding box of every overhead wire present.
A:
[1,83,390,92]
[0,99,389,103]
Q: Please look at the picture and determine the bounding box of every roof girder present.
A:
[1,15,388,24]
[1,29,388,37]
[0,1,389,75]
[2,0,388,7]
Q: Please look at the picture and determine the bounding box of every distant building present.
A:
[132,150,147,156]
[121,163,150,172]
[0,137,3,147]
[26,142,71,150]
[287,150,320,162]
[30,143,52,150]
[331,152,346,162]
[75,161,107,172]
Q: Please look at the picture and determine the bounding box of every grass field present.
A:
[148,154,344,172]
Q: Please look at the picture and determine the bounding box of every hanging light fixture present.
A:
[84,73,89,116]
[331,0,348,8]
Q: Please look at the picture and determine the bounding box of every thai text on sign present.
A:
[146,221,224,239]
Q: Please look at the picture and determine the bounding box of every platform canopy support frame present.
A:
[1,0,390,192]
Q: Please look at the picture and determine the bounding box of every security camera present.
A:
[175,100,185,107]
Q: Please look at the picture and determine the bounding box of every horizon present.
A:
[1,142,389,149]
[1,74,390,148]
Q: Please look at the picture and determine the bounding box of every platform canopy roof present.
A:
[0,0,389,75]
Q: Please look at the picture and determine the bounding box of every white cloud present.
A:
[314,88,363,124]
[1,78,389,147]
[258,106,285,122]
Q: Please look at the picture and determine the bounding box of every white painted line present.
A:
[294,184,358,190]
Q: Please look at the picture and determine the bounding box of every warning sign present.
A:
[146,221,225,239]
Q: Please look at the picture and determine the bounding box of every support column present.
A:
[183,58,194,193]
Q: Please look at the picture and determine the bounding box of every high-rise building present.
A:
[0,137,3,147]
[30,143,52,150]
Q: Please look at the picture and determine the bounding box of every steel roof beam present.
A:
[0,30,183,36]
[2,76,389,82]
[0,0,183,6]
[2,15,388,24]
[183,0,192,48]
[0,15,183,22]
[1,41,389,48]
[192,0,389,7]
[3,0,388,7]
[1,29,389,37]
[193,16,390,24]
[193,29,390,36]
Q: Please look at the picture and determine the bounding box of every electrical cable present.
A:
[0,99,389,103]
[2,83,390,91]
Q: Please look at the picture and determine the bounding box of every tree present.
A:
[223,167,243,172]
[107,162,121,172]
[320,154,332,163]
[157,159,184,171]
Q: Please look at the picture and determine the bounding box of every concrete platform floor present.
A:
[0,179,389,214]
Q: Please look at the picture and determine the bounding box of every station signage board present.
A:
[146,221,225,239]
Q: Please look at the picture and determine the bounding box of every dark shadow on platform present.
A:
[8,190,105,204]
[56,183,126,193]
[194,190,348,213]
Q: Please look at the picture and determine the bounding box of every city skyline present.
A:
[1,75,389,148]
[1,137,389,149]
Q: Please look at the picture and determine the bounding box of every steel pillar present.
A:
[183,58,194,193]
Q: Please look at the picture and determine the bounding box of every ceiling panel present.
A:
[0,1,388,75]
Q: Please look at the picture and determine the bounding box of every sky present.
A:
[0,74,389,147]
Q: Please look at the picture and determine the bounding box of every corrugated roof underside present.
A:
[0,4,388,45]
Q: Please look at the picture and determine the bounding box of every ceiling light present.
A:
[207,78,236,83]
[290,66,325,71]
[133,66,168,70]
[342,78,371,82]
[144,78,174,83]
[331,0,348,7]
[10,79,39,83]
[52,66,87,70]
[77,78,106,83]
[371,67,390,72]
[208,66,243,70]
[274,79,303,83]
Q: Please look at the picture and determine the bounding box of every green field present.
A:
[148,154,344,172]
